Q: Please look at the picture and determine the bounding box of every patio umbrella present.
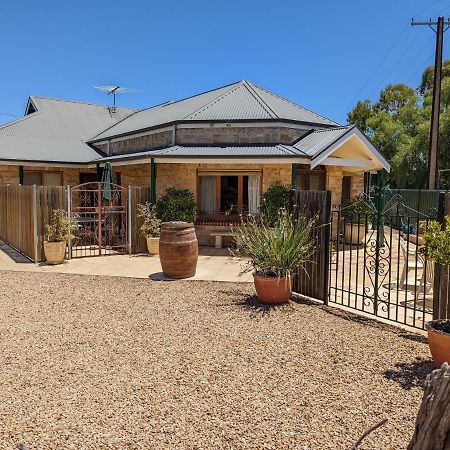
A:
[101,162,116,201]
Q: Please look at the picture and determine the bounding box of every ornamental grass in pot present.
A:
[137,202,161,255]
[423,218,450,367]
[231,209,314,305]
[44,209,76,265]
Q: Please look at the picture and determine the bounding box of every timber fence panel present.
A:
[291,190,331,302]
[129,186,151,254]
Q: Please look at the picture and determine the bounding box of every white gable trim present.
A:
[310,128,390,172]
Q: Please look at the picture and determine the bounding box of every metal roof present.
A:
[0,97,135,163]
[98,144,309,162]
[293,126,355,156]
[91,80,339,141]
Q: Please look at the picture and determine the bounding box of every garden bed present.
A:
[0,272,433,449]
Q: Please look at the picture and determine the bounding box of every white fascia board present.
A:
[0,160,95,168]
[153,157,310,164]
[310,128,391,172]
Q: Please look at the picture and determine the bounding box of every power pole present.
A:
[411,17,450,190]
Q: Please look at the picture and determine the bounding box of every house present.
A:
[0,80,389,245]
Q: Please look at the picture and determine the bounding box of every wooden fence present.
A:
[0,185,152,262]
[290,190,331,302]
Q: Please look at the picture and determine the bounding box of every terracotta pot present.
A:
[426,320,450,367]
[253,275,292,304]
[146,236,159,255]
[159,222,198,279]
[43,241,66,265]
[343,223,366,245]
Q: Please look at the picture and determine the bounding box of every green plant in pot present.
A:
[231,208,314,304]
[137,202,161,255]
[423,218,450,367]
[44,209,77,265]
[341,196,372,245]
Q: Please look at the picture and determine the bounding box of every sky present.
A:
[0,0,449,125]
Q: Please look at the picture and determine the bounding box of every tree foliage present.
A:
[347,61,450,189]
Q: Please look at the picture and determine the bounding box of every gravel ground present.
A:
[0,271,433,450]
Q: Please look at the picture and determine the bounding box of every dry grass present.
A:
[0,271,433,449]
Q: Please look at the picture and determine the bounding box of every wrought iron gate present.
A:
[328,187,441,330]
[70,182,128,257]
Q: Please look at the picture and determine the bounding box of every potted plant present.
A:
[137,202,161,255]
[341,197,372,245]
[231,208,314,304]
[44,209,76,265]
[423,218,450,367]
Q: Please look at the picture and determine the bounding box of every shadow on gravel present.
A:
[384,357,435,390]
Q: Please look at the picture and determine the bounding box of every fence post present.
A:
[128,186,132,255]
[322,190,332,305]
[32,184,39,264]
[67,185,72,260]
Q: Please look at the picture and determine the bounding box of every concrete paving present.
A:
[0,241,253,283]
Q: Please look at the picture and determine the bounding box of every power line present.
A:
[413,0,449,18]
[0,112,19,118]
[339,21,411,119]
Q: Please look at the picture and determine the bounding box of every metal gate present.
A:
[328,187,441,330]
[70,182,128,257]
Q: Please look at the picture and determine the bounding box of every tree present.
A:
[347,63,450,189]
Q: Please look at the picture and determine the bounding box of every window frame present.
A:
[196,169,262,218]
[23,170,63,186]
[296,166,326,191]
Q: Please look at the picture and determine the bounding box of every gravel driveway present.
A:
[0,271,432,449]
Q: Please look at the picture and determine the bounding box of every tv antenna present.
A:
[93,85,139,107]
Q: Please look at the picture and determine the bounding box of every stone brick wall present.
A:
[350,173,364,199]
[114,164,150,187]
[93,126,306,155]
[176,127,304,145]
[325,167,343,207]
[0,164,96,186]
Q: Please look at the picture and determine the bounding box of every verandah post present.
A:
[150,158,157,204]
[291,163,297,191]
[128,186,132,255]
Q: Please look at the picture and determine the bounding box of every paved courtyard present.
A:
[0,241,252,283]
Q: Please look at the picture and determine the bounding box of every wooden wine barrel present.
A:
[159,222,198,279]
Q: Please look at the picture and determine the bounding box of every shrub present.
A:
[137,202,161,237]
[260,183,291,226]
[423,217,450,266]
[342,196,374,224]
[231,208,314,280]
[156,188,196,223]
[45,209,77,243]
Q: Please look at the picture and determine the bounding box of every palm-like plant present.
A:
[231,208,315,281]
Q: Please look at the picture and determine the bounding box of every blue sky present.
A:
[0,0,449,125]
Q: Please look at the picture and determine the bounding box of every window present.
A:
[23,171,62,186]
[198,171,261,217]
[296,168,326,191]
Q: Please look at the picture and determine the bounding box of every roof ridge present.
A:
[182,81,243,120]
[246,81,340,126]
[242,80,278,119]
[30,96,138,111]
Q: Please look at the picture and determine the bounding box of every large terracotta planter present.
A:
[253,275,292,304]
[343,223,366,245]
[159,222,198,279]
[146,236,160,255]
[426,320,450,367]
[43,241,66,265]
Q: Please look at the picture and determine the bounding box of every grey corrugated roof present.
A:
[293,125,355,157]
[91,80,339,141]
[98,144,309,162]
[0,97,136,163]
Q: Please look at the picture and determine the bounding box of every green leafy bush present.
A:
[156,188,196,223]
[231,208,314,280]
[342,196,374,224]
[46,209,77,243]
[137,202,161,237]
[423,217,450,266]
[260,183,291,226]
